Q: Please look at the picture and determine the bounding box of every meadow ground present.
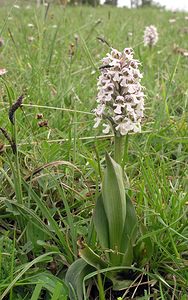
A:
[0,2,188,299]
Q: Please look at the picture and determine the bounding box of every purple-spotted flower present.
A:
[144,25,159,47]
[94,48,145,136]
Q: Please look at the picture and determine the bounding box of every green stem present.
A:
[13,120,23,206]
[97,272,105,300]
[114,135,124,165]
[122,134,129,168]
[10,116,25,236]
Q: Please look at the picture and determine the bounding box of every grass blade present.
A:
[22,180,73,263]
[30,283,43,300]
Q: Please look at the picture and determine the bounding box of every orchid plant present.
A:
[65,47,152,299]
[94,47,145,165]
[144,25,159,48]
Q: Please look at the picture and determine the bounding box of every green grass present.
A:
[0,1,188,299]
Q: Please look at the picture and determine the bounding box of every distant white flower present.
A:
[0,68,7,76]
[28,36,35,42]
[13,5,20,9]
[74,34,79,41]
[94,48,145,136]
[169,18,176,24]
[144,25,159,47]
[28,23,34,28]
[0,37,4,47]
[127,32,133,41]
[74,34,79,47]
[185,16,188,20]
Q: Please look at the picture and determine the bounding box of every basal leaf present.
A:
[133,237,153,267]
[78,240,108,269]
[121,195,138,266]
[133,224,153,267]
[102,154,126,264]
[93,194,109,252]
[65,258,94,300]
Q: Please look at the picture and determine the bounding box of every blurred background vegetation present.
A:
[0,0,159,7]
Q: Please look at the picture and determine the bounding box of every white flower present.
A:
[0,68,7,76]
[94,117,101,128]
[116,119,141,136]
[0,38,4,47]
[102,124,110,134]
[28,23,34,28]
[28,36,35,42]
[169,19,176,24]
[94,104,105,116]
[114,103,125,114]
[94,47,145,136]
[144,25,159,47]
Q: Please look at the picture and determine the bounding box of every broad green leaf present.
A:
[102,154,126,264]
[133,237,153,267]
[51,281,68,300]
[121,196,138,266]
[65,258,94,300]
[78,240,108,269]
[133,224,153,267]
[93,194,109,251]
[30,283,43,300]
